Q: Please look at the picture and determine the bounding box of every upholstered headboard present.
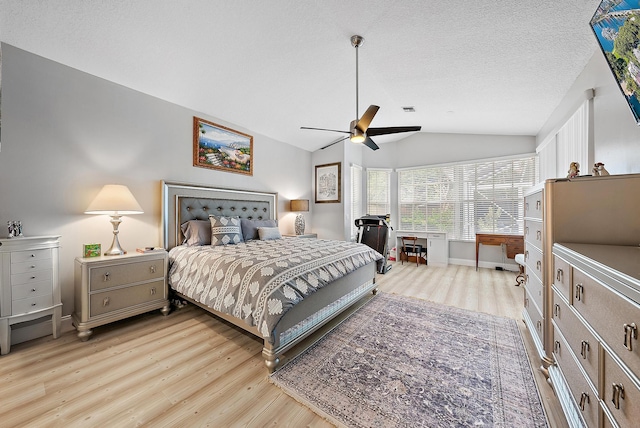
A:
[162,181,278,249]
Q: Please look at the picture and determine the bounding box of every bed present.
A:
[161,181,382,373]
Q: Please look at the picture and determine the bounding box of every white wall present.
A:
[0,44,312,325]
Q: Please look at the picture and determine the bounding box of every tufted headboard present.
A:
[161,181,278,249]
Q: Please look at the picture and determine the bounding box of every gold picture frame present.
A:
[193,117,253,175]
[315,162,341,203]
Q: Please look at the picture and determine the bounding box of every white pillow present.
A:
[257,227,282,240]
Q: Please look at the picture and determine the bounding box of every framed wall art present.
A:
[315,162,341,203]
[193,117,253,175]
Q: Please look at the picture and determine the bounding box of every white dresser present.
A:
[0,235,62,355]
[73,251,170,341]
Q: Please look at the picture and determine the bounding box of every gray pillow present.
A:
[209,215,243,245]
[180,220,211,246]
[241,218,278,241]
[258,227,282,240]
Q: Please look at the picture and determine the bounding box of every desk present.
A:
[396,233,448,267]
[475,233,524,270]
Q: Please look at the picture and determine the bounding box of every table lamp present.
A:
[85,184,143,255]
[290,199,309,235]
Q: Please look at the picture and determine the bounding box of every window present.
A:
[350,164,363,240]
[366,168,391,215]
[398,156,537,240]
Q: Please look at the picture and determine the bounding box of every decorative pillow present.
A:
[258,227,282,241]
[241,218,278,241]
[180,220,211,246]
[209,215,243,245]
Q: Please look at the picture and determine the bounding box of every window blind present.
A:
[398,156,537,240]
[366,168,391,215]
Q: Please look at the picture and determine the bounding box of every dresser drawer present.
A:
[12,294,54,314]
[524,191,543,220]
[552,327,599,428]
[89,259,165,291]
[602,347,640,428]
[524,290,544,342]
[572,268,640,376]
[10,258,53,275]
[10,248,51,264]
[12,280,53,300]
[90,280,165,317]
[553,255,571,303]
[524,246,543,283]
[525,271,543,312]
[524,220,543,250]
[11,268,53,286]
[552,292,599,387]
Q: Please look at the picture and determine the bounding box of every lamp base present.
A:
[104,215,126,256]
[294,214,305,235]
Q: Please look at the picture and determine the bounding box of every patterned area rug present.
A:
[270,293,547,428]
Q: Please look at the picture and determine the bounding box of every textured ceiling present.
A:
[0,0,601,151]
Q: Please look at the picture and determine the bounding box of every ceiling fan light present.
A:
[350,134,365,144]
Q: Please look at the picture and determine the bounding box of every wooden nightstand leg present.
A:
[160,304,170,316]
[77,328,93,342]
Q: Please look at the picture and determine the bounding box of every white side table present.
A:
[0,235,62,355]
[283,233,318,239]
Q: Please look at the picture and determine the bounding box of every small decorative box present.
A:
[83,243,101,258]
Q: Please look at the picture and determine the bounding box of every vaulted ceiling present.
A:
[0,1,601,151]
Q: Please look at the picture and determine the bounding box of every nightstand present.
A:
[72,251,170,341]
[283,233,318,239]
[0,235,62,355]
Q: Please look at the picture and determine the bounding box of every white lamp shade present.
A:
[85,184,144,215]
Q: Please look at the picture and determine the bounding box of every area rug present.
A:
[270,293,547,428]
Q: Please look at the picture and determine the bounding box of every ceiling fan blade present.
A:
[301,126,350,134]
[366,126,422,137]
[320,136,349,150]
[362,137,379,151]
[355,105,380,133]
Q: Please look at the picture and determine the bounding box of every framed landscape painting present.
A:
[193,117,253,175]
[315,162,341,203]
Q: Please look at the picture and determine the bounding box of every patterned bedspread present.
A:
[168,238,382,342]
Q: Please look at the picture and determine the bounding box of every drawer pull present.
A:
[612,383,625,410]
[525,202,529,212]
[150,287,156,296]
[31,288,36,292]
[31,276,36,280]
[30,254,36,258]
[30,265,36,268]
[524,298,529,308]
[556,268,563,283]
[575,284,584,302]
[525,250,529,261]
[623,323,638,351]
[579,392,590,411]
[104,272,111,282]
[31,302,37,307]
[536,230,541,241]
[536,260,541,271]
[150,265,156,274]
[554,340,561,354]
[525,226,529,235]
[537,320,542,332]
[554,304,560,318]
[103,297,110,307]
[580,340,589,359]
[536,200,541,210]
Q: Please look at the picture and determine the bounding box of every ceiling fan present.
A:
[301,35,421,151]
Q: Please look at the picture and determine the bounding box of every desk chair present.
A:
[400,236,425,266]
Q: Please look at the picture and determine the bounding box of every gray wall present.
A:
[0,44,312,323]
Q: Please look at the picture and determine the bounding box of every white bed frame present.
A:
[161,181,378,373]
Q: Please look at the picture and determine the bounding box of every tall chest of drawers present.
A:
[550,243,640,428]
[523,183,553,370]
[0,235,62,354]
[73,251,170,341]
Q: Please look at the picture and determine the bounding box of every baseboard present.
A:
[449,258,519,272]
[11,314,75,346]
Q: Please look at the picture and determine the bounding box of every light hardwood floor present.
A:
[0,263,567,427]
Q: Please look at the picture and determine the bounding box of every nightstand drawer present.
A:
[11,268,53,286]
[12,294,54,314]
[11,248,52,264]
[89,259,165,291]
[12,280,53,300]
[90,280,165,317]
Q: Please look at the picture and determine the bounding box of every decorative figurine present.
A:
[593,162,609,177]
[7,221,14,238]
[567,162,580,178]
[6,221,24,238]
